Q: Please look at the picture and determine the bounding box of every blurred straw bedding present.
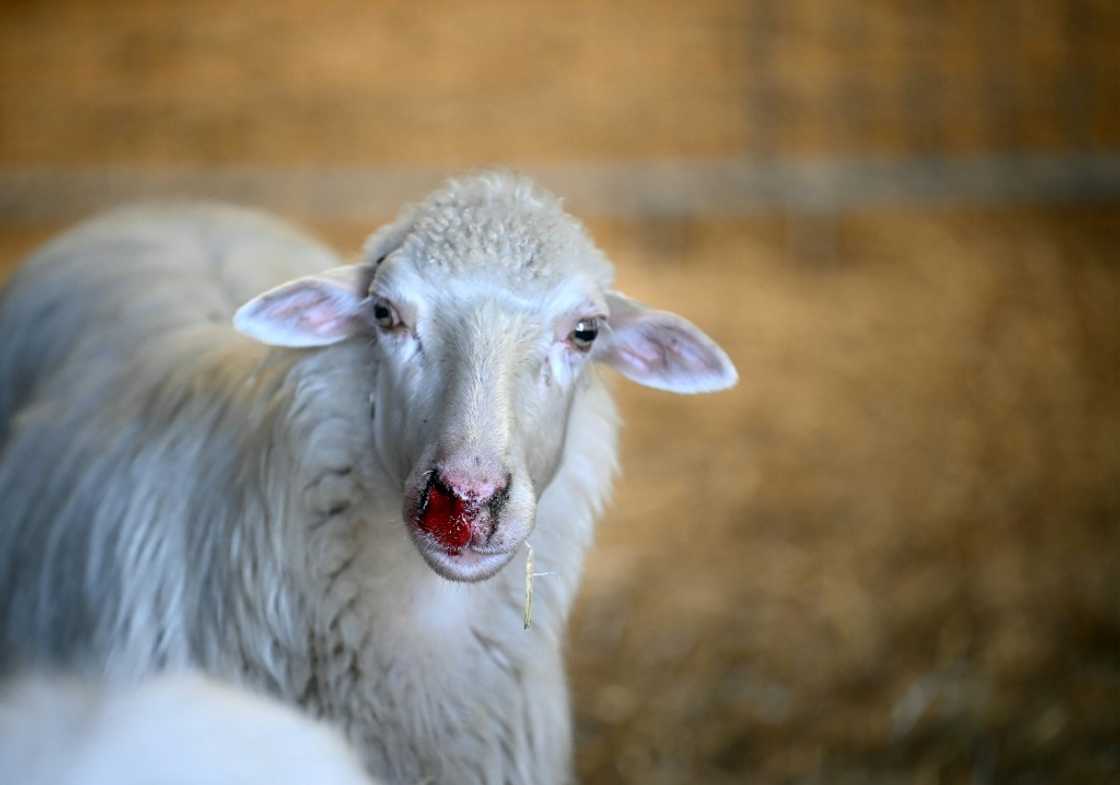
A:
[1,2,1118,783]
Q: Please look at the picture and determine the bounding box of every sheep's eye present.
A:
[371,298,400,330]
[570,318,599,351]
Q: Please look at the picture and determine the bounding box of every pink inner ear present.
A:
[617,341,662,373]
[301,301,350,336]
[261,287,352,337]
[665,327,722,372]
[635,323,725,374]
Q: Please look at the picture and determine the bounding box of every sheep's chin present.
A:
[411,541,518,582]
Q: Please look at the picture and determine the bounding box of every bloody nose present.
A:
[419,478,473,553]
[418,471,510,554]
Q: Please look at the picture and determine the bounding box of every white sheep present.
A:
[0,171,736,785]
[0,671,375,785]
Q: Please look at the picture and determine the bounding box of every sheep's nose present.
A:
[437,465,509,506]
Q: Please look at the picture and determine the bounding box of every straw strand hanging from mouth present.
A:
[524,543,535,630]
[522,543,556,630]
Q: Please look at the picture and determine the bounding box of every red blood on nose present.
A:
[419,481,472,553]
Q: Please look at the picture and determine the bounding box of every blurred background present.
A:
[1,2,1118,783]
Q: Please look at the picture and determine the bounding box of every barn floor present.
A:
[2,204,1117,785]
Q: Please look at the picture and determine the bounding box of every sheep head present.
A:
[233,172,737,582]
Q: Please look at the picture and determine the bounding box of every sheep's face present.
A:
[235,173,737,582]
[363,250,609,582]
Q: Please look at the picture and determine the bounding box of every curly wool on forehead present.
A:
[393,172,613,288]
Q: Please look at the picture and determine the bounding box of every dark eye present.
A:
[372,297,400,330]
[570,318,599,351]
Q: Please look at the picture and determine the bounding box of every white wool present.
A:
[0,671,376,785]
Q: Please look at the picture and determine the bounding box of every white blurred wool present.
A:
[0,672,375,785]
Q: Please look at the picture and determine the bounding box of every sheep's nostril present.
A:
[486,475,511,515]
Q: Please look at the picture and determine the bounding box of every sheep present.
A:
[0,671,376,785]
[0,171,737,785]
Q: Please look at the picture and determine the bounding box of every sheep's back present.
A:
[0,205,342,674]
[0,204,339,432]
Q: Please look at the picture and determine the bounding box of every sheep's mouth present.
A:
[406,474,517,582]
[413,541,516,583]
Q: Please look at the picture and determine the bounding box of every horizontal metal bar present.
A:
[1,155,1118,222]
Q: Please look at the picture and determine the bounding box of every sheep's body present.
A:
[0,671,375,785]
[0,202,618,784]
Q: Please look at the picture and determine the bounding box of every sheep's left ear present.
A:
[233,265,370,348]
[595,292,738,393]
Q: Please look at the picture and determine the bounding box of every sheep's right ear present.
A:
[233,265,370,348]
[596,292,738,393]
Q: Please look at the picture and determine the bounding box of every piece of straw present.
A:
[523,542,535,630]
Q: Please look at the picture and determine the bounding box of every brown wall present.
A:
[3,1,1119,166]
